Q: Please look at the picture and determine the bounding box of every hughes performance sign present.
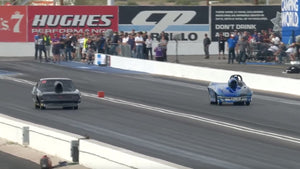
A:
[118,6,209,42]
[27,6,118,41]
[0,6,27,42]
[211,6,281,41]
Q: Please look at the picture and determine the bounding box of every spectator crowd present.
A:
[34,30,169,63]
[34,28,299,65]
[216,29,299,64]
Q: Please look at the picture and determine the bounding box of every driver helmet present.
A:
[228,78,238,89]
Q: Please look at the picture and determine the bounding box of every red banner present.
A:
[0,6,27,42]
[28,6,119,42]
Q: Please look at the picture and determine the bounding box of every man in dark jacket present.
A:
[37,34,48,62]
[203,33,211,59]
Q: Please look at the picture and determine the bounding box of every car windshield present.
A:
[38,79,76,92]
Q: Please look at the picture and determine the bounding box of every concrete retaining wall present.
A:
[0,42,219,57]
[0,43,35,57]
[80,139,184,169]
[0,114,79,162]
[0,114,185,169]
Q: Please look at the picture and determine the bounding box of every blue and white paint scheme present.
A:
[281,0,300,44]
[208,74,253,105]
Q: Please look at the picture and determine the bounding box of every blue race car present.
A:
[208,74,253,105]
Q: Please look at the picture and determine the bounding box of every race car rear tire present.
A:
[73,106,78,110]
[40,105,45,110]
[246,101,250,106]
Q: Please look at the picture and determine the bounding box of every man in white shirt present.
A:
[271,33,280,46]
[135,32,144,58]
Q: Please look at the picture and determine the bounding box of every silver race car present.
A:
[32,78,81,109]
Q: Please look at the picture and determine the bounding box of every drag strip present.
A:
[1,58,300,168]
[2,75,300,145]
[0,76,300,144]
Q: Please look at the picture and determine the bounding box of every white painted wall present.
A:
[0,114,79,161]
[0,42,219,57]
[80,139,185,169]
[0,114,186,169]
[0,116,23,144]
[0,42,35,57]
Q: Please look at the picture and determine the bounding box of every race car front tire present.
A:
[34,102,39,109]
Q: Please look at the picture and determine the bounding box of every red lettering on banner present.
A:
[0,6,27,42]
[28,6,118,42]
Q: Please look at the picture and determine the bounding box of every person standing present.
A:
[135,32,144,59]
[158,31,169,61]
[203,33,211,59]
[145,35,153,60]
[233,30,240,58]
[34,32,40,60]
[96,33,106,54]
[121,32,131,57]
[218,32,226,59]
[227,34,237,64]
[159,35,168,61]
[110,31,119,55]
[142,32,148,59]
[127,33,136,58]
[44,33,51,60]
[70,32,78,60]
[237,36,249,64]
[51,34,60,63]
[37,34,48,62]
[64,33,73,61]
[59,34,66,61]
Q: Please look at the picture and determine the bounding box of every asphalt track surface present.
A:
[1,56,300,169]
[0,151,39,169]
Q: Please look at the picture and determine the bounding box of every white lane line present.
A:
[0,75,35,86]
[82,93,300,144]
[2,76,300,144]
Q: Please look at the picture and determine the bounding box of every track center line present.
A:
[2,75,300,144]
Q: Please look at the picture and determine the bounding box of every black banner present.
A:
[119,6,208,24]
[211,6,281,41]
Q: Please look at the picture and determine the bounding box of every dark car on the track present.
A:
[208,74,253,105]
[32,78,81,109]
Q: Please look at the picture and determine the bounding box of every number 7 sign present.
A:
[0,6,27,42]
